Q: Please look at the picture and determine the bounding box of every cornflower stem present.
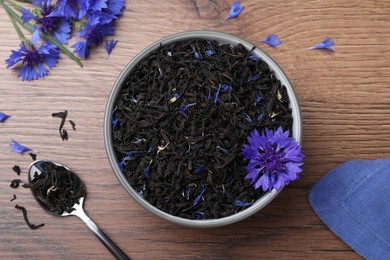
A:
[6,0,22,11]
[0,0,84,68]
[3,3,25,41]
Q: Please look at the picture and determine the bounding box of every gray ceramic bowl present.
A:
[104,30,302,228]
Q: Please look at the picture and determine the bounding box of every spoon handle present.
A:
[84,219,130,260]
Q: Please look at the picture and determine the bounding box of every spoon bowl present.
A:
[28,160,130,260]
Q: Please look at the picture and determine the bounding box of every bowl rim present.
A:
[104,30,302,228]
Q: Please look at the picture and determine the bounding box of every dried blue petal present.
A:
[179,103,196,118]
[205,49,216,57]
[129,96,138,104]
[223,1,244,23]
[0,112,11,122]
[259,34,281,48]
[144,166,150,178]
[194,51,201,59]
[246,74,261,82]
[104,39,118,59]
[234,200,252,207]
[194,211,205,219]
[307,38,335,52]
[207,88,212,100]
[243,113,252,123]
[118,151,143,170]
[193,166,208,174]
[9,140,32,154]
[257,112,265,121]
[111,110,118,128]
[169,92,180,103]
[216,146,230,156]
[213,84,231,104]
[193,185,206,206]
[249,55,260,61]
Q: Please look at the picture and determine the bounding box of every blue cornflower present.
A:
[307,38,335,52]
[0,112,11,122]
[259,34,282,48]
[71,14,115,58]
[104,39,118,58]
[9,140,33,153]
[242,127,304,192]
[144,165,151,178]
[6,41,59,81]
[205,49,216,57]
[22,0,71,44]
[223,1,245,23]
[49,0,79,19]
[243,113,253,123]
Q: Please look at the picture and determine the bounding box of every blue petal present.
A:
[107,0,125,16]
[6,48,23,68]
[259,34,281,48]
[234,200,252,207]
[31,27,41,44]
[40,43,59,68]
[9,140,32,153]
[308,38,335,52]
[52,19,71,44]
[104,39,118,58]
[71,40,90,58]
[193,186,206,206]
[144,166,150,178]
[223,1,244,22]
[21,8,36,23]
[50,0,79,19]
[0,112,11,122]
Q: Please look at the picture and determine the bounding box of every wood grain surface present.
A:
[1,0,389,259]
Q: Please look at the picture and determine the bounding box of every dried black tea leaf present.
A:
[69,120,76,131]
[22,183,30,188]
[15,205,45,230]
[29,152,37,161]
[52,110,69,141]
[30,162,85,215]
[10,194,17,201]
[112,39,293,219]
[10,179,22,189]
[12,165,21,175]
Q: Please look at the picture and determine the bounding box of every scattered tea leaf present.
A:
[15,205,45,230]
[12,165,21,175]
[10,179,22,189]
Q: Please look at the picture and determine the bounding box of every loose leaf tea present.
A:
[29,152,37,161]
[52,110,69,141]
[15,205,45,230]
[69,120,76,131]
[12,165,21,175]
[30,162,85,215]
[10,194,17,201]
[112,39,293,219]
[10,179,22,189]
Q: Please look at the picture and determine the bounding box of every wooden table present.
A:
[1,0,388,258]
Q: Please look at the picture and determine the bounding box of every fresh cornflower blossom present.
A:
[6,41,59,81]
[242,127,304,192]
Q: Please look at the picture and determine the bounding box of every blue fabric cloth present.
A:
[309,158,390,259]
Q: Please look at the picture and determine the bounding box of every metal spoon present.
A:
[28,160,130,260]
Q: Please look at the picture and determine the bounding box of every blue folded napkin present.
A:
[309,158,390,259]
